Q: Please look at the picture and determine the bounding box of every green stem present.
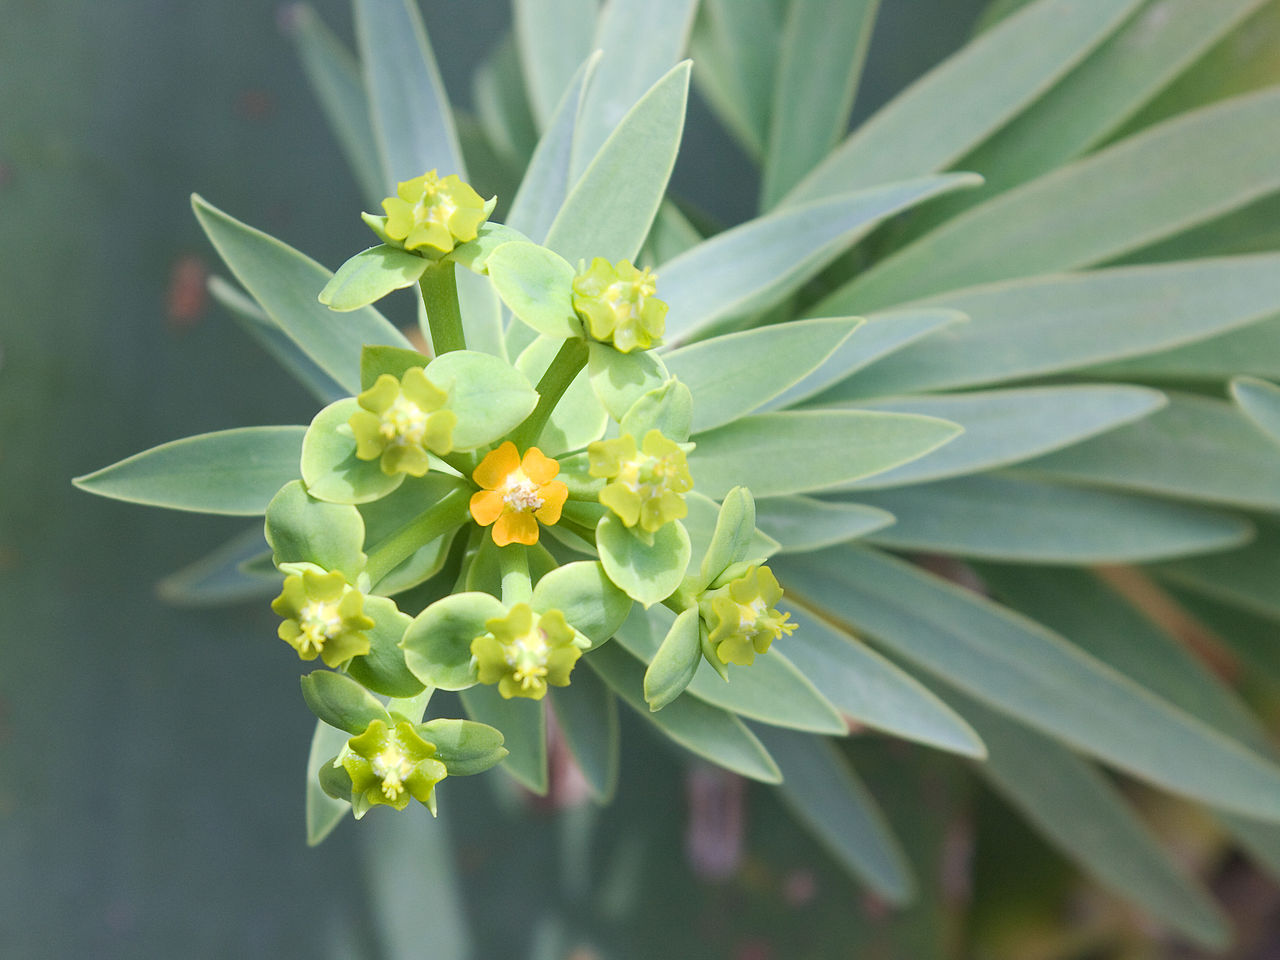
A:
[498,543,532,606]
[364,485,471,586]
[511,337,589,448]
[419,260,467,355]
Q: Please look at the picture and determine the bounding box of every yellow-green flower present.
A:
[340,718,448,816]
[588,429,693,533]
[572,257,667,353]
[271,567,374,667]
[381,170,488,254]
[349,367,457,477]
[471,603,584,700]
[700,565,796,666]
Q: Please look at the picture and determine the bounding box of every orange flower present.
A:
[469,442,569,546]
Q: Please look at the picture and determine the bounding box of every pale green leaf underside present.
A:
[1090,312,1280,383]
[661,174,981,343]
[74,426,305,516]
[512,0,599,129]
[306,719,352,846]
[192,195,411,394]
[780,545,1280,822]
[955,693,1228,949]
[549,665,619,802]
[1018,392,1280,512]
[843,254,1280,397]
[781,601,985,758]
[687,0,781,158]
[662,317,861,433]
[688,409,962,499]
[355,0,464,185]
[754,725,914,904]
[821,86,1280,314]
[586,642,782,783]
[857,474,1252,564]
[545,61,691,265]
[156,526,277,607]
[783,0,1142,205]
[1231,375,1280,447]
[836,385,1165,490]
[459,685,547,795]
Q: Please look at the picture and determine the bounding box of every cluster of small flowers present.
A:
[268,172,796,817]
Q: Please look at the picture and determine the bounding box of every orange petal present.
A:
[534,481,569,525]
[469,490,505,526]
[494,511,539,546]
[473,441,521,490]
[521,446,561,484]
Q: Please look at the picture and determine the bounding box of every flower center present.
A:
[619,451,679,504]
[505,628,550,692]
[380,395,428,446]
[372,745,415,800]
[502,468,545,513]
[737,597,769,633]
[298,600,342,653]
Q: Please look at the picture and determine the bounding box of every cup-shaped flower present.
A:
[271,567,374,667]
[572,257,667,353]
[589,429,693,534]
[381,170,488,255]
[341,718,448,816]
[469,441,568,546]
[471,603,583,700]
[349,367,457,477]
[699,565,796,666]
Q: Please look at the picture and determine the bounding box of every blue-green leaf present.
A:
[459,684,548,794]
[156,526,278,607]
[1232,375,1280,447]
[549,665,619,802]
[754,496,894,553]
[512,0,600,129]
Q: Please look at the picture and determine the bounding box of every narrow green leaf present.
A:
[459,684,548,794]
[615,606,846,735]
[641,199,701,266]
[840,385,1165,490]
[754,725,914,904]
[783,0,1141,204]
[687,0,783,158]
[355,0,464,185]
[821,86,1280,313]
[844,254,1280,396]
[192,195,410,393]
[286,4,384,206]
[662,318,862,433]
[74,426,305,516]
[933,0,1269,229]
[1232,375,1280,446]
[513,0,599,128]
[1089,312,1280,383]
[768,309,964,411]
[760,0,877,209]
[319,245,428,312]
[585,641,782,783]
[662,174,981,343]
[1019,392,1280,512]
[549,666,619,801]
[643,606,702,711]
[858,474,1252,564]
[1155,520,1280,625]
[955,692,1229,949]
[508,53,601,242]
[306,719,352,846]
[781,601,985,757]
[754,496,894,553]
[545,61,691,265]
[780,545,1280,821]
[688,409,962,499]
[156,526,277,607]
[208,275,345,405]
[570,0,698,177]
[472,34,539,168]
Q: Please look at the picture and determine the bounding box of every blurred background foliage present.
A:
[7,1,1280,957]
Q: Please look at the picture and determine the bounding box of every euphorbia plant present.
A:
[73,0,1280,954]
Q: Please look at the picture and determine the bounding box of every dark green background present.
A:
[0,2,983,955]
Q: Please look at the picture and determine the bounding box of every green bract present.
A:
[572,257,667,353]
